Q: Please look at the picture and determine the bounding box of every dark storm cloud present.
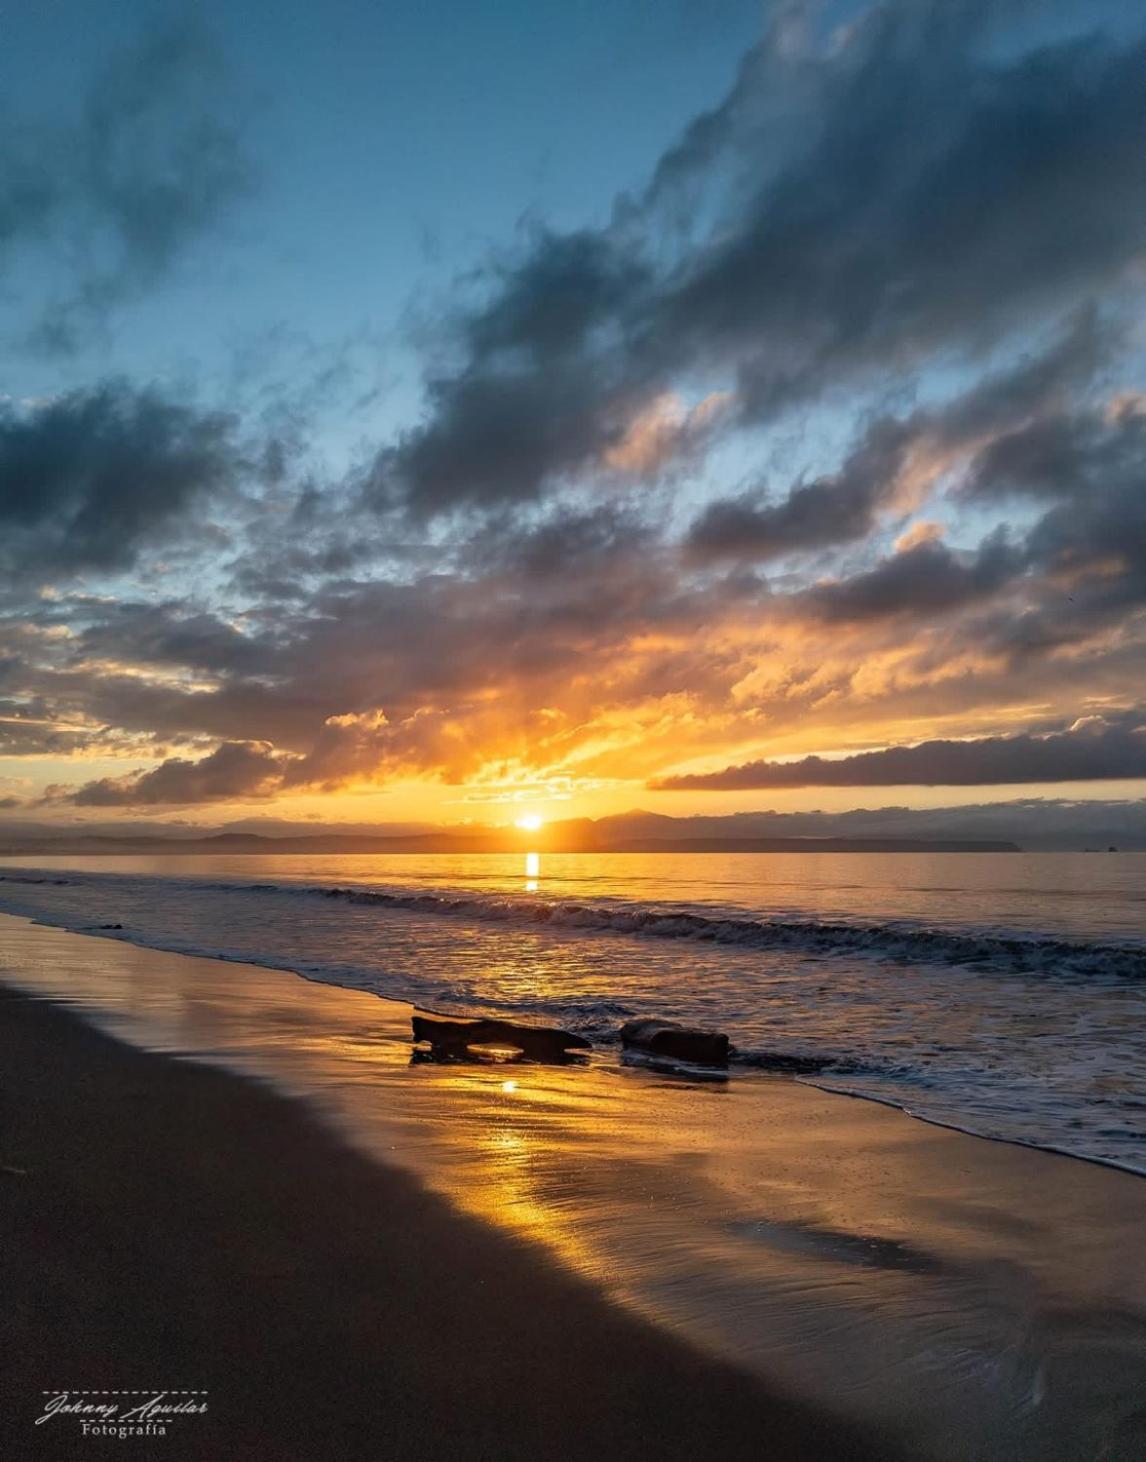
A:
[371,3,1146,518]
[63,741,288,807]
[1,20,253,347]
[0,382,239,579]
[653,713,1146,789]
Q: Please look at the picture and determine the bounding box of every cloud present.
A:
[893,520,944,554]
[70,600,270,678]
[652,713,1146,789]
[686,413,916,562]
[602,391,728,474]
[0,382,239,580]
[60,741,289,807]
[803,532,1022,622]
[458,502,654,580]
[0,714,99,758]
[686,309,1107,562]
[658,8,1146,420]
[365,229,657,518]
[1,20,254,348]
[957,395,1146,655]
[739,350,1146,632]
[370,5,1146,519]
[6,1,1146,814]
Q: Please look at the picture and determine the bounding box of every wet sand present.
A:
[2,913,1146,1459]
[0,982,888,1461]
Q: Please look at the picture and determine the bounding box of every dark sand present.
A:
[0,985,894,1461]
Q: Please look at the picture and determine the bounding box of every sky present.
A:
[2,0,1146,831]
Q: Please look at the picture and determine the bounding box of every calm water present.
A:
[1,850,1144,1170]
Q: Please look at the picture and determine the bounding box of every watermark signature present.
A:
[34,1391,208,1439]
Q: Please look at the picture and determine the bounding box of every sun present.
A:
[514,813,543,832]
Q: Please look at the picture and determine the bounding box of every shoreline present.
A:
[802,1074,1146,1180]
[0,977,891,1461]
[0,859,1140,1181]
[18,911,1146,1182]
[3,914,1146,1458]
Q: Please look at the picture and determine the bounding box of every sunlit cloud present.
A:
[3,0,1146,822]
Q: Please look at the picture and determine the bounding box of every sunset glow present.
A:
[0,1,1144,850]
[6,10,1146,1461]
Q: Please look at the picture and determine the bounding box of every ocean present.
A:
[1,849,1143,1173]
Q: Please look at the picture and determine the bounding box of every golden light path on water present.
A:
[1,847,1144,1175]
[3,912,1146,1462]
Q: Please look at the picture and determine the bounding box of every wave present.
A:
[229,879,1146,979]
[0,871,962,1081]
[1,867,1144,1176]
[3,869,1145,980]
[0,873,73,885]
[13,901,1146,1179]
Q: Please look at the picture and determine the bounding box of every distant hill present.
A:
[0,816,1020,857]
[10,796,1146,851]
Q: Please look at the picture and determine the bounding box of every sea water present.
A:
[0,849,1143,1171]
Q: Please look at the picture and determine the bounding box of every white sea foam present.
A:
[0,855,1143,1173]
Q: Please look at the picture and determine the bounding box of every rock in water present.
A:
[411,1014,591,1063]
[620,1019,731,1066]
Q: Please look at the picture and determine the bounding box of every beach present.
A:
[3,913,1146,1459]
[7,1,1146,1454]
[0,975,896,1462]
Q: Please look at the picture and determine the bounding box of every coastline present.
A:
[2,914,1146,1458]
[0,978,889,1461]
[3,853,1144,1177]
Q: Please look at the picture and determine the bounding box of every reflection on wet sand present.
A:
[3,912,1146,1462]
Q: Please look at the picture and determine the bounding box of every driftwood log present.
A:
[411,1014,591,1063]
[620,1019,731,1067]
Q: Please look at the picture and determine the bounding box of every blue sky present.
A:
[2,0,1146,828]
[2,0,764,428]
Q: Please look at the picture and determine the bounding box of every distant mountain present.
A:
[0,816,1019,856]
[8,798,1146,852]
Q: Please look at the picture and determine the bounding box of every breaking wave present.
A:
[0,860,1144,1173]
[217,878,1146,981]
[2,870,1145,980]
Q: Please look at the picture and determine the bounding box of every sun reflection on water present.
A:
[7,915,1146,1462]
